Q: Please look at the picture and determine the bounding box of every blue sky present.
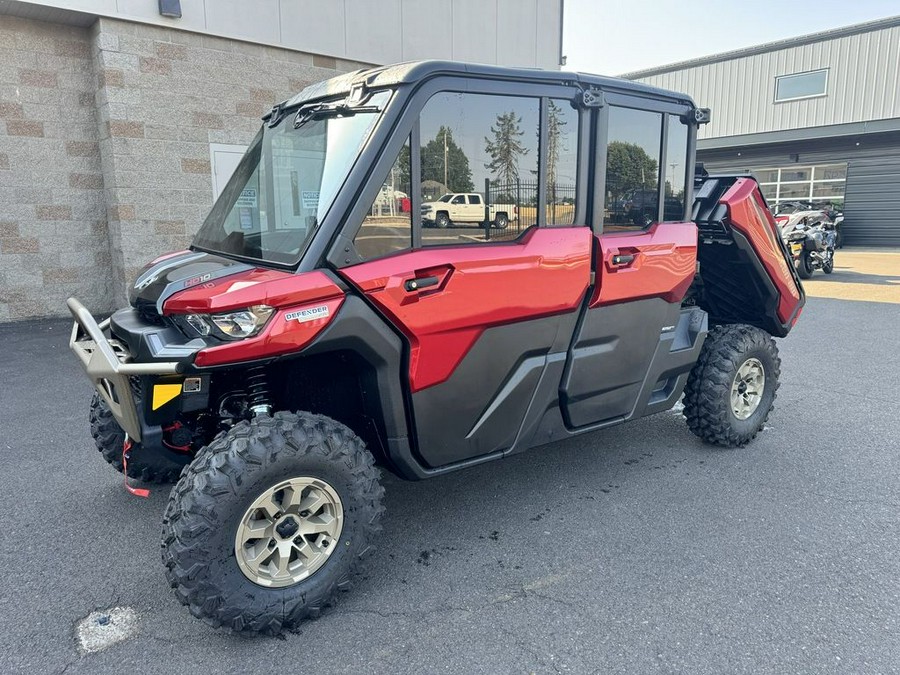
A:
[563,0,900,76]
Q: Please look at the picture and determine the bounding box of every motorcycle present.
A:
[776,210,837,279]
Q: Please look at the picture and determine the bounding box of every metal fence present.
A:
[484,179,576,240]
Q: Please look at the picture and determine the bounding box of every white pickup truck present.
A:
[421,193,517,229]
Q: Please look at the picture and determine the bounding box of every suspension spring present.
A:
[246,366,272,417]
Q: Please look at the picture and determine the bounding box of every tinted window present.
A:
[775,70,828,102]
[663,115,688,221]
[603,107,662,232]
[546,99,578,226]
[352,137,411,260]
[419,92,539,246]
[468,195,481,205]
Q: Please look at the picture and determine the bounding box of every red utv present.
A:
[68,61,804,633]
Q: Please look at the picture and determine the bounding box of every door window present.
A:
[602,107,663,232]
[664,115,688,221]
[352,137,412,261]
[419,92,540,246]
[546,99,579,226]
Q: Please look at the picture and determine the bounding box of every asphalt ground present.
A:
[0,250,898,674]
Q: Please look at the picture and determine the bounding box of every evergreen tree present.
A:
[484,111,528,187]
[420,127,474,193]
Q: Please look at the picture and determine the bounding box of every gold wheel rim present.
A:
[731,358,765,421]
[234,477,344,588]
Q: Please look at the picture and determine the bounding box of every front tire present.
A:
[161,411,384,633]
[435,212,450,229]
[796,251,814,279]
[683,324,780,448]
[89,391,187,484]
[822,249,835,274]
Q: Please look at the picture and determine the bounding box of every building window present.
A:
[353,137,412,260]
[603,106,663,231]
[774,69,828,102]
[755,163,847,210]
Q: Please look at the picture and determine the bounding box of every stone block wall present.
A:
[0,14,364,320]
[0,16,109,320]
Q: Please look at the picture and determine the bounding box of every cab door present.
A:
[561,101,698,428]
[337,86,588,469]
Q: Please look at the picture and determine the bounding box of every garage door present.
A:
[843,157,900,246]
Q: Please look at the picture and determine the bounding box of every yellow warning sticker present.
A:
[152,383,181,410]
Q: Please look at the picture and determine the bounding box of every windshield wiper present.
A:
[294,103,381,128]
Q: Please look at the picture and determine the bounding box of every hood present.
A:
[129,251,254,316]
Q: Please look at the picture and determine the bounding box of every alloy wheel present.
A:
[234,477,344,588]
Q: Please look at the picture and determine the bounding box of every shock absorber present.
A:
[246,365,272,417]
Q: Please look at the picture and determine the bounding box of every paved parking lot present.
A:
[1,250,898,674]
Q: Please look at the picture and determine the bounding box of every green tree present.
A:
[605,141,658,203]
[484,111,528,187]
[421,127,474,193]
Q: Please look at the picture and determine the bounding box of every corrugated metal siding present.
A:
[843,158,900,246]
[635,25,900,140]
[698,133,900,246]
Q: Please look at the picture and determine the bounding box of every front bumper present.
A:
[67,297,181,442]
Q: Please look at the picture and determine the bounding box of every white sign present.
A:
[301,191,319,209]
[285,305,330,323]
[236,189,257,207]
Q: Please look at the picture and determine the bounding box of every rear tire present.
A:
[493,213,509,230]
[161,411,384,634]
[89,391,186,484]
[683,324,780,448]
[796,251,814,279]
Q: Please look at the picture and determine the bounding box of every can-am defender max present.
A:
[68,61,805,633]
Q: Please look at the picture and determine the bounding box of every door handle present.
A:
[404,275,440,292]
[610,253,635,266]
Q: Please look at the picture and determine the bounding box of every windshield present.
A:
[437,194,453,202]
[192,91,390,265]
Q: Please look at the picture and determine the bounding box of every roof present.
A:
[620,14,900,80]
[283,60,695,110]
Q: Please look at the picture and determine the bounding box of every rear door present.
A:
[338,84,588,469]
[561,99,698,427]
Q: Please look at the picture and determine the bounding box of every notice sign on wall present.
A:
[301,191,319,210]
[236,188,257,207]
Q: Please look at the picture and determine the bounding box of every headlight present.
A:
[185,304,274,339]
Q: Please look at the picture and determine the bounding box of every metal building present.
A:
[624,16,900,247]
[0,0,564,321]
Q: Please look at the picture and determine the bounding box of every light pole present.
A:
[443,128,449,191]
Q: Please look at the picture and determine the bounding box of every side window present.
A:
[546,99,579,226]
[452,195,465,204]
[419,92,539,246]
[468,195,481,205]
[664,115,688,221]
[603,107,663,232]
[352,137,412,260]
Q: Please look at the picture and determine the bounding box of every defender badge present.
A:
[285,305,330,323]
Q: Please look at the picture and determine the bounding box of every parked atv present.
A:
[778,212,837,278]
[67,61,804,633]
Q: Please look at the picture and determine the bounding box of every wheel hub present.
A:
[274,516,299,539]
[731,358,765,420]
[234,477,344,588]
